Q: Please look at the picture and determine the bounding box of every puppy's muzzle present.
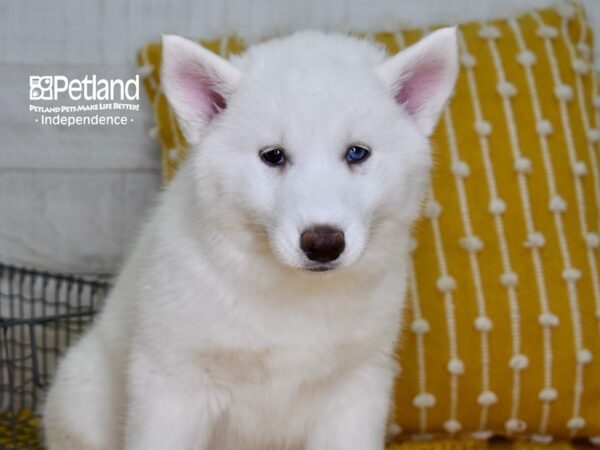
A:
[300,225,345,263]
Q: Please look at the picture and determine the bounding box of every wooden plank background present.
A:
[0,0,598,273]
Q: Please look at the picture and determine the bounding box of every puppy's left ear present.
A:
[376,27,459,136]
[162,35,242,145]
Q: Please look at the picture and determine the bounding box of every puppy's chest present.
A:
[199,337,370,389]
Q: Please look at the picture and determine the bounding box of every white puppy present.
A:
[43,29,458,450]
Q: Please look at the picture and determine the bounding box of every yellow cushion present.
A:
[137,2,600,443]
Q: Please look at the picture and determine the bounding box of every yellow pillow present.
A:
[138,2,600,444]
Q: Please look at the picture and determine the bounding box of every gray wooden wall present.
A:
[1,0,598,274]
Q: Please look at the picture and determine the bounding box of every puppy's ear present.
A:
[162,35,242,145]
[376,27,459,136]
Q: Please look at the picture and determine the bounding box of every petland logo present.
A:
[30,75,139,101]
[29,74,140,127]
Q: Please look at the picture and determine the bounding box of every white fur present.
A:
[43,29,457,450]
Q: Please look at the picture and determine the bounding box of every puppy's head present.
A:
[162,30,458,273]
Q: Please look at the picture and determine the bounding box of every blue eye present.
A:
[346,145,371,164]
[260,148,286,166]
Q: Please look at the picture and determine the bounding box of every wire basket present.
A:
[0,263,110,450]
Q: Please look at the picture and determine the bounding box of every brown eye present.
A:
[260,148,287,166]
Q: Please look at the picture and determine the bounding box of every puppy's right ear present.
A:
[162,35,242,145]
[376,27,458,136]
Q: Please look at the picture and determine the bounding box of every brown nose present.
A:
[300,225,345,263]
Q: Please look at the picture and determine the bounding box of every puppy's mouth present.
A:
[304,263,338,273]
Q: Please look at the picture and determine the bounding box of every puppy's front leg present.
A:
[306,362,396,450]
[123,352,225,450]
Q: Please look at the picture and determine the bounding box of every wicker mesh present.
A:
[0,264,109,450]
